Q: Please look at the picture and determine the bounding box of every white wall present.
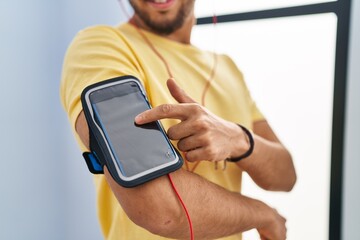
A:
[192,13,336,240]
[342,0,360,239]
[0,0,124,239]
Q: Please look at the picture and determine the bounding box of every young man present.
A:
[60,0,296,239]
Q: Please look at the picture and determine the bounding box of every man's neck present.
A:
[130,15,195,44]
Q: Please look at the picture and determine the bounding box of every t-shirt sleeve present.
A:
[244,78,265,123]
[59,25,145,151]
[222,55,265,124]
[250,96,265,122]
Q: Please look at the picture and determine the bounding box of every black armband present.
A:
[80,76,183,187]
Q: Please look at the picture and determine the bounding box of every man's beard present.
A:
[129,1,191,35]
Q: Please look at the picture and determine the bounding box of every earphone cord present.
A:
[167,173,194,240]
[117,1,219,239]
[129,19,218,174]
[130,20,196,239]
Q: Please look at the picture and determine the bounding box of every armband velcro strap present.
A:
[82,152,104,174]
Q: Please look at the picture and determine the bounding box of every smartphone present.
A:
[81,76,183,187]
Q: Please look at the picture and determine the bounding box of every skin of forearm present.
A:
[236,134,296,191]
[76,112,274,238]
[105,166,274,239]
[131,79,296,192]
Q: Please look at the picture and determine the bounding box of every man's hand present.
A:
[257,208,287,240]
[135,78,249,162]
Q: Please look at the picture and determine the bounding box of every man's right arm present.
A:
[76,111,286,239]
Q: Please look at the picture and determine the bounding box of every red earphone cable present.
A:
[167,173,194,240]
[117,2,219,239]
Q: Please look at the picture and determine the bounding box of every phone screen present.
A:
[89,81,177,178]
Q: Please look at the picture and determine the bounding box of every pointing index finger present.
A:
[135,103,189,124]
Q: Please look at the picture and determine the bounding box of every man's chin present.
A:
[147,23,179,35]
[131,0,190,35]
[138,14,184,35]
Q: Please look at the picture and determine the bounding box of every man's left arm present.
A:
[137,78,296,192]
[235,120,297,192]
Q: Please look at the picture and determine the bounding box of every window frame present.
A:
[196,1,352,239]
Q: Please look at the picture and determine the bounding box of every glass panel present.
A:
[195,0,336,17]
[192,13,337,240]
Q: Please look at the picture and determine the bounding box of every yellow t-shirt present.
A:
[60,23,264,240]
